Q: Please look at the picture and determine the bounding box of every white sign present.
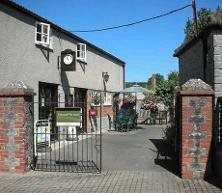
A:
[34,120,51,155]
[67,126,78,141]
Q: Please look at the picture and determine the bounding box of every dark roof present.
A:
[1,0,125,65]
[211,9,222,24]
[174,9,222,57]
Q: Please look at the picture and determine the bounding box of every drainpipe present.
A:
[123,64,125,89]
[202,37,207,82]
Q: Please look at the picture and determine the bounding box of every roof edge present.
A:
[2,0,125,65]
[174,24,222,57]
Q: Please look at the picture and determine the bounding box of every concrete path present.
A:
[0,125,221,193]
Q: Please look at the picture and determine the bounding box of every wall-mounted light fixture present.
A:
[102,72,109,83]
[102,72,109,93]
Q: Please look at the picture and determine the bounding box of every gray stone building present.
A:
[174,9,222,99]
[0,0,125,132]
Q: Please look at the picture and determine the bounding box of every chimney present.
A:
[151,74,157,91]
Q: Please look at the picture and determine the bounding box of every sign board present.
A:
[35,120,51,143]
[89,109,97,117]
[55,107,82,126]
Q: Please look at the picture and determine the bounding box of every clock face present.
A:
[63,54,73,65]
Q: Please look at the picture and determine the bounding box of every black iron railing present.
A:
[33,129,101,173]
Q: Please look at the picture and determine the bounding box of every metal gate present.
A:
[32,100,102,173]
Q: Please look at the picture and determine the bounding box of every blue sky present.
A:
[14,0,222,82]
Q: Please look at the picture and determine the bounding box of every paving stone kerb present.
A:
[178,79,214,180]
[0,81,34,173]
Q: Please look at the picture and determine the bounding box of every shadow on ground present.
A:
[150,139,222,190]
[204,175,222,190]
[107,125,146,132]
[149,139,179,175]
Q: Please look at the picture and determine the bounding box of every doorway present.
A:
[74,88,87,132]
[39,82,58,139]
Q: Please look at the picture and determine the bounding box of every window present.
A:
[77,43,86,61]
[35,22,51,46]
[103,93,112,106]
[65,95,74,107]
[91,91,101,106]
[91,91,112,106]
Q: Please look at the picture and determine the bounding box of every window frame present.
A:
[103,92,112,106]
[35,22,51,46]
[65,94,74,107]
[76,43,87,62]
[91,91,101,106]
[91,91,112,106]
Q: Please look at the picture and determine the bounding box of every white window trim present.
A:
[35,22,52,48]
[103,93,112,106]
[91,92,112,106]
[91,91,101,106]
[76,43,87,62]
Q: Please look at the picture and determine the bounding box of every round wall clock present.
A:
[63,54,74,65]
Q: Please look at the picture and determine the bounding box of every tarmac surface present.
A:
[0,125,221,193]
[102,125,176,172]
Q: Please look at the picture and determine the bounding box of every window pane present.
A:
[77,44,86,60]
[77,44,80,51]
[77,51,80,57]
[104,93,112,105]
[65,95,73,107]
[37,24,41,33]
[43,25,48,34]
[42,35,48,43]
[37,33,41,41]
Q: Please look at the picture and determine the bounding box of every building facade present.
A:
[174,10,222,180]
[0,0,125,132]
[174,10,222,99]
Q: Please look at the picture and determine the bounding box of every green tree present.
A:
[184,8,212,41]
[147,73,164,90]
[184,18,195,41]
[168,71,179,87]
[155,71,179,107]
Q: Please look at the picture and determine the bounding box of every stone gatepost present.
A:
[0,81,34,173]
[179,79,214,179]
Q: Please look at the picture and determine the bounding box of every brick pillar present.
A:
[179,79,214,179]
[0,81,34,173]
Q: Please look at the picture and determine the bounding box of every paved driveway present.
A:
[102,125,176,173]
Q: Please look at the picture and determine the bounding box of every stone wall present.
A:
[205,33,214,88]
[177,30,222,101]
[213,32,222,99]
[179,40,204,85]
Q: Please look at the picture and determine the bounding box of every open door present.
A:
[74,88,87,132]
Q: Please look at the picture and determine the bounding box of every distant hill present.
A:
[125,82,148,88]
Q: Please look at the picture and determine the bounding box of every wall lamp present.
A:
[102,72,109,83]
